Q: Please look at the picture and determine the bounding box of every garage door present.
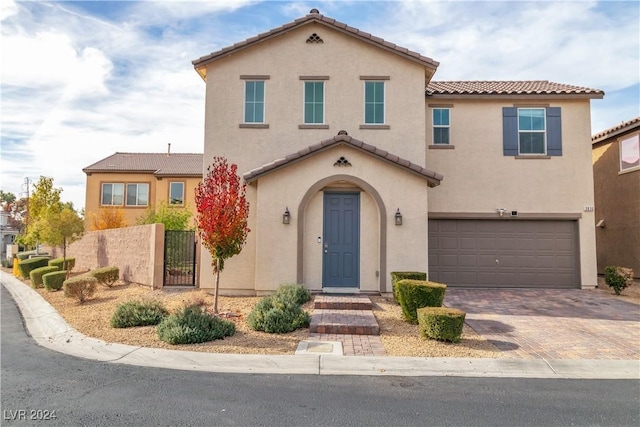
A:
[428,219,579,288]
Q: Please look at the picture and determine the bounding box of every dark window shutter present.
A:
[546,107,562,156]
[502,107,518,156]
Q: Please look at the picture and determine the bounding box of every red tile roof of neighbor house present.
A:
[192,8,439,80]
[426,81,604,97]
[592,117,640,144]
[82,153,203,176]
[243,133,443,187]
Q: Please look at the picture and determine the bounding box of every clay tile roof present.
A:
[426,81,604,97]
[192,10,439,79]
[592,117,640,144]
[83,152,203,176]
[243,135,443,187]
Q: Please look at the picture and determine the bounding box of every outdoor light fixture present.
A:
[395,208,403,226]
[283,207,291,224]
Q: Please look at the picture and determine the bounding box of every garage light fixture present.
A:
[496,208,506,217]
[395,208,403,226]
[283,207,291,224]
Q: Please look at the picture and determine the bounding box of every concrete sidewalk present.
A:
[2,271,638,379]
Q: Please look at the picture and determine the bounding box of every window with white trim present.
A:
[364,81,385,124]
[169,182,184,205]
[101,183,124,206]
[304,81,324,124]
[518,108,546,154]
[620,133,640,171]
[244,81,265,123]
[433,108,450,145]
[126,183,149,206]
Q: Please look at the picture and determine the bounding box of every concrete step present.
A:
[309,309,380,335]
[313,295,373,310]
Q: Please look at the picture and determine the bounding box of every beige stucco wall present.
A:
[425,98,598,287]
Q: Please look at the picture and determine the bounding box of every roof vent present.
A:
[337,130,348,135]
[309,8,320,14]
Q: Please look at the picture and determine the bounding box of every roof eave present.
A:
[426,93,604,100]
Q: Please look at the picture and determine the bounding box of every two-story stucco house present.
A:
[192,9,603,295]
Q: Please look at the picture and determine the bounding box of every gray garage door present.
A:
[428,219,579,288]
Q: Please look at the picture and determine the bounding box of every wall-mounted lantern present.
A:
[283,207,291,224]
[395,208,403,226]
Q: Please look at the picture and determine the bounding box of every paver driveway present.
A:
[444,289,640,360]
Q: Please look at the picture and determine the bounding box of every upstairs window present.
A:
[126,183,149,206]
[364,81,385,124]
[518,108,546,154]
[503,107,562,156]
[244,81,265,123]
[304,81,324,124]
[620,133,640,171]
[433,108,450,145]
[169,182,184,205]
[101,183,124,206]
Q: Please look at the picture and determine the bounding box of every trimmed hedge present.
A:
[49,257,76,272]
[42,271,67,291]
[29,266,60,288]
[63,275,98,303]
[157,305,235,344]
[17,257,50,279]
[111,300,168,328]
[91,266,119,287]
[396,279,447,324]
[417,307,466,343]
[16,250,38,261]
[1,259,12,268]
[247,285,311,334]
[604,266,634,296]
[390,271,427,303]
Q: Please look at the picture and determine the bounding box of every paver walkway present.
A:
[444,289,640,360]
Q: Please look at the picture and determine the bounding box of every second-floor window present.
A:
[304,81,324,124]
[126,183,149,206]
[169,182,184,205]
[518,108,546,155]
[364,81,385,124]
[244,80,265,123]
[101,183,124,206]
[433,108,450,145]
[620,133,640,171]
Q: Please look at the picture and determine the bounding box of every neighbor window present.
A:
[101,183,124,206]
[304,81,324,124]
[620,133,640,171]
[518,108,546,154]
[126,183,149,206]
[169,182,184,205]
[433,108,450,145]
[244,80,265,123]
[364,81,385,124]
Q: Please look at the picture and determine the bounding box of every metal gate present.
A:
[164,230,197,286]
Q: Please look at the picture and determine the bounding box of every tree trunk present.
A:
[63,237,69,279]
[213,258,220,314]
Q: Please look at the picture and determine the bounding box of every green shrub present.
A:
[17,257,50,279]
[417,307,466,343]
[16,250,37,261]
[29,266,60,288]
[1,259,13,268]
[91,266,119,287]
[604,266,634,296]
[48,257,76,272]
[63,275,98,303]
[396,279,447,324]
[42,271,67,291]
[390,271,427,303]
[275,283,311,305]
[111,300,169,328]
[247,292,310,334]
[157,305,235,344]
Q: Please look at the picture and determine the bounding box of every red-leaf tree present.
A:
[195,157,250,313]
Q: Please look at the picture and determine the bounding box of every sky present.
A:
[1,0,639,210]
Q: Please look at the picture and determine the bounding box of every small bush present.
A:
[157,305,235,345]
[29,266,60,288]
[275,283,311,305]
[42,271,67,291]
[418,307,466,343]
[63,275,98,303]
[16,250,37,261]
[111,300,168,328]
[1,259,12,268]
[247,292,310,334]
[17,257,50,279]
[390,271,427,303]
[48,257,76,272]
[396,279,447,324]
[91,266,120,287]
[604,266,634,296]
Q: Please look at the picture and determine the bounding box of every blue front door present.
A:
[323,192,360,288]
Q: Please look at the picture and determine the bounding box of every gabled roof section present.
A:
[592,117,640,144]
[192,9,439,81]
[243,134,443,187]
[427,81,604,99]
[83,152,203,176]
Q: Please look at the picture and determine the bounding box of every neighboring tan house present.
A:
[592,117,640,278]
[83,152,203,228]
[191,9,603,295]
